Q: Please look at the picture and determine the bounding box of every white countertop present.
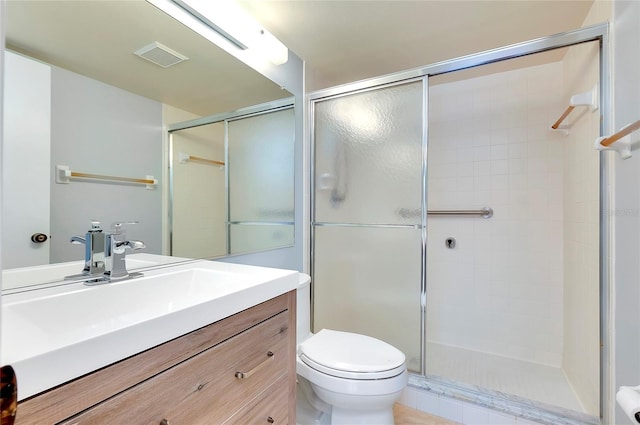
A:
[1,253,195,291]
[1,257,299,400]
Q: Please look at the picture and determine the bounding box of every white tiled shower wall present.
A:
[426,61,567,366]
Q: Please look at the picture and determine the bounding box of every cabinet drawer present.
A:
[223,375,289,425]
[62,310,290,425]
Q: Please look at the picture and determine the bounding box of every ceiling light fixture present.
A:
[146,0,288,66]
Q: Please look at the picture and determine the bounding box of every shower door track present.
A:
[309,22,611,425]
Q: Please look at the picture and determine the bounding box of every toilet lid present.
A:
[298,329,406,380]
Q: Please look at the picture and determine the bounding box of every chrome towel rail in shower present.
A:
[428,207,493,219]
[396,207,493,219]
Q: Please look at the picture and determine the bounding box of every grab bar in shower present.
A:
[428,207,493,219]
[396,207,493,219]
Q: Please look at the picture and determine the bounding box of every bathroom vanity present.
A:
[2,259,298,424]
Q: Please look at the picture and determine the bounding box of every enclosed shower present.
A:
[310,30,604,423]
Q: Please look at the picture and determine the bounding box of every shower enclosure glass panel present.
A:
[228,108,295,254]
[314,82,423,225]
[312,80,424,373]
[314,226,422,371]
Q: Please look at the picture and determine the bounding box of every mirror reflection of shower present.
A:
[170,103,295,258]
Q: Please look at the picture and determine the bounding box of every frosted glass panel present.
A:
[171,122,226,259]
[229,224,294,255]
[313,226,422,372]
[314,81,423,225]
[228,108,295,223]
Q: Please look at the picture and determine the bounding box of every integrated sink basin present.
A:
[6,268,250,341]
[1,253,187,291]
[1,258,299,399]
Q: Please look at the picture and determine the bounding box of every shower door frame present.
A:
[309,22,611,423]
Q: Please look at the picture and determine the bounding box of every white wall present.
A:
[427,62,567,366]
[613,1,640,424]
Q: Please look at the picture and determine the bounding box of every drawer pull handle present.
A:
[267,417,275,423]
[160,420,170,425]
[235,351,274,379]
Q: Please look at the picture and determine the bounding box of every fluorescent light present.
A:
[147,0,288,65]
[170,0,248,50]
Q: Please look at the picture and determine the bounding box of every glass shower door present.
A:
[312,80,425,372]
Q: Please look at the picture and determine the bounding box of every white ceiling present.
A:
[237,0,596,91]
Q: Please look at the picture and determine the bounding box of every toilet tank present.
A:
[297,273,312,345]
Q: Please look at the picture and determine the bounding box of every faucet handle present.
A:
[110,221,139,234]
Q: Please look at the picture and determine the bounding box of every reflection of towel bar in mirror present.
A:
[55,165,157,189]
[178,152,225,167]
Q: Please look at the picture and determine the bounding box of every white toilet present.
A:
[296,273,408,425]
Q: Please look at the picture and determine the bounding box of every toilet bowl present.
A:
[296,273,407,425]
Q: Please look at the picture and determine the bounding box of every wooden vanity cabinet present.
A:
[16,291,296,425]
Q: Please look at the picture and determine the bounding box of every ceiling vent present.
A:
[134,42,188,68]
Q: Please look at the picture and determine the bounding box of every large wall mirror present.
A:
[2,0,295,291]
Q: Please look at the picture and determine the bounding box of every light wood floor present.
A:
[393,403,458,425]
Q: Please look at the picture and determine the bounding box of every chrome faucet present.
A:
[103,222,146,282]
[69,221,106,277]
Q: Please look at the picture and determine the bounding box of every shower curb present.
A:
[408,374,600,425]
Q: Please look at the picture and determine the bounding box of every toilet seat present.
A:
[298,329,406,380]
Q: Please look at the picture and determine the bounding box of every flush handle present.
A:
[235,351,274,379]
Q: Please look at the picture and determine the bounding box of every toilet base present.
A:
[297,378,331,425]
[314,385,398,425]
[296,380,396,425]
[296,361,406,425]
